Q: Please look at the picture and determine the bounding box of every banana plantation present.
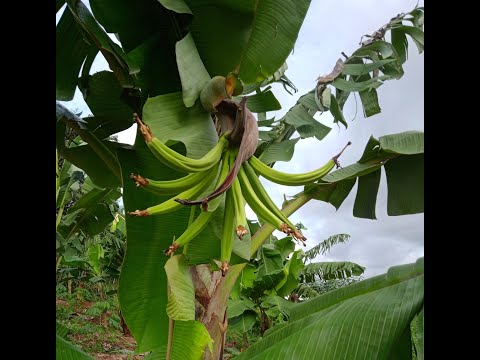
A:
[56,0,424,359]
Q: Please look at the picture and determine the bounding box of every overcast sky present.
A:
[58,0,424,278]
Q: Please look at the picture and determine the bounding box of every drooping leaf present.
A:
[342,59,396,75]
[385,154,424,216]
[391,28,408,64]
[165,255,195,320]
[353,168,381,219]
[229,312,257,335]
[305,178,357,210]
[332,75,390,92]
[258,138,300,164]
[243,90,282,113]
[283,104,331,140]
[235,258,424,359]
[395,25,424,53]
[227,298,257,318]
[322,163,382,183]
[175,33,211,107]
[66,0,133,86]
[56,7,93,100]
[185,0,311,85]
[81,71,137,139]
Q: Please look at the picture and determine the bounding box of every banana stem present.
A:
[250,192,312,257]
[331,141,352,168]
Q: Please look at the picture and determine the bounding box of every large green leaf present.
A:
[80,71,137,139]
[353,168,381,219]
[304,178,357,210]
[283,104,331,140]
[243,90,282,113]
[379,131,424,155]
[415,308,424,360]
[227,298,257,318]
[118,91,218,352]
[165,255,195,320]
[306,131,424,217]
[56,335,93,359]
[60,145,120,188]
[185,0,311,84]
[261,294,294,319]
[56,7,93,100]
[229,312,257,335]
[385,154,424,216]
[66,0,133,86]
[142,92,217,159]
[89,0,185,95]
[175,33,211,107]
[235,258,424,359]
[56,103,122,188]
[275,250,304,297]
[258,138,300,164]
[143,320,213,360]
[118,144,190,353]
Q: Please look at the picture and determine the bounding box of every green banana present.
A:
[220,187,236,276]
[237,166,289,235]
[242,162,306,245]
[135,113,230,173]
[175,149,232,211]
[164,210,213,256]
[128,162,219,217]
[247,142,351,186]
[231,177,248,239]
[130,171,206,196]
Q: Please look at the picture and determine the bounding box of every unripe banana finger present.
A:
[220,187,236,276]
[242,162,306,245]
[134,113,230,173]
[237,166,285,232]
[164,210,214,256]
[129,162,219,217]
[247,142,351,186]
[130,171,205,196]
[231,177,248,239]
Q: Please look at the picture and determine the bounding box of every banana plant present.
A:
[227,232,365,343]
[56,1,424,359]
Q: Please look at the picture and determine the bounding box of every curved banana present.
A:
[248,142,351,186]
[164,210,214,256]
[128,162,219,217]
[220,187,236,276]
[238,166,289,235]
[130,171,206,196]
[134,113,230,173]
[242,162,306,245]
[175,150,232,211]
[231,177,248,239]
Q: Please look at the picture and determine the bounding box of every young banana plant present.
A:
[129,75,350,275]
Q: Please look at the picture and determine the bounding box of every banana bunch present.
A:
[129,77,350,275]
